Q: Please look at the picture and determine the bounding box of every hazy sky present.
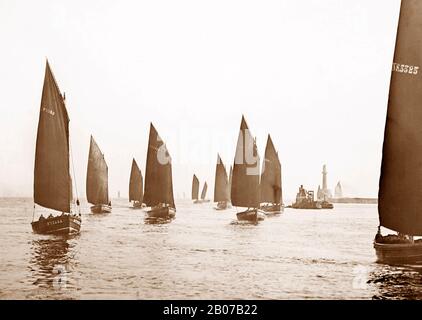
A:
[0,0,401,201]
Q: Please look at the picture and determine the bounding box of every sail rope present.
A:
[69,136,80,213]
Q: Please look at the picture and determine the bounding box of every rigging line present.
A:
[69,137,79,203]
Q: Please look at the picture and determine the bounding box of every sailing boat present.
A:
[192,175,210,203]
[192,174,200,203]
[374,0,422,264]
[129,158,144,209]
[214,154,230,210]
[231,116,265,222]
[86,136,111,213]
[259,134,283,215]
[143,123,176,219]
[200,181,210,203]
[32,60,81,235]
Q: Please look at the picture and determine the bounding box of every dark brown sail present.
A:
[201,182,208,200]
[129,158,143,203]
[192,174,199,200]
[34,61,71,213]
[86,136,109,205]
[214,154,229,202]
[260,135,282,204]
[231,116,260,208]
[143,123,175,208]
[379,0,422,236]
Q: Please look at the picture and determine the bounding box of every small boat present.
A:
[214,154,230,210]
[32,60,81,235]
[192,175,210,204]
[143,123,176,220]
[86,136,112,214]
[129,158,145,209]
[320,201,334,209]
[259,134,283,215]
[199,182,210,203]
[374,0,422,264]
[231,116,265,222]
[192,174,200,203]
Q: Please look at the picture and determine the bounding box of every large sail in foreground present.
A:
[86,136,109,205]
[231,116,260,208]
[129,158,143,203]
[379,0,422,235]
[34,61,71,213]
[260,135,282,205]
[214,154,230,202]
[192,174,199,200]
[143,123,175,208]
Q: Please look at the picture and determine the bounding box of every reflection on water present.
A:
[2,198,422,299]
[29,236,78,294]
[144,217,174,225]
[369,265,422,300]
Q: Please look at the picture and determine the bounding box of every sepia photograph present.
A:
[1,0,422,307]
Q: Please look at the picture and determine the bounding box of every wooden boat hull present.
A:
[31,214,81,235]
[90,204,112,214]
[193,199,210,204]
[320,201,334,209]
[374,241,422,264]
[260,204,283,215]
[236,208,265,222]
[215,201,229,210]
[130,202,146,209]
[146,206,176,219]
[291,201,322,209]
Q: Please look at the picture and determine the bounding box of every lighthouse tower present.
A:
[322,165,328,191]
[319,164,332,201]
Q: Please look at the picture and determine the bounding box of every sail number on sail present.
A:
[392,62,419,75]
[42,107,55,116]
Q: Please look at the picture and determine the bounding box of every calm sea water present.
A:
[0,198,421,300]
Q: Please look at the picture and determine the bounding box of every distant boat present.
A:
[259,134,283,215]
[214,154,230,210]
[192,174,200,203]
[143,123,176,219]
[192,175,210,204]
[200,181,210,203]
[334,181,343,198]
[129,158,145,209]
[374,0,422,264]
[86,136,111,214]
[32,60,81,235]
[231,116,265,222]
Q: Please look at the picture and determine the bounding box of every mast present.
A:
[379,0,422,235]
[86,136,109,205]
[201,182,208,200]
[214,154,230,202]
[34,61,71,213]
[143,123,175,208]
[231,115,260,208]
[192,174,199,200]
[228,165,233,201]
[129,158,143,203]
[260,134,282,205]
